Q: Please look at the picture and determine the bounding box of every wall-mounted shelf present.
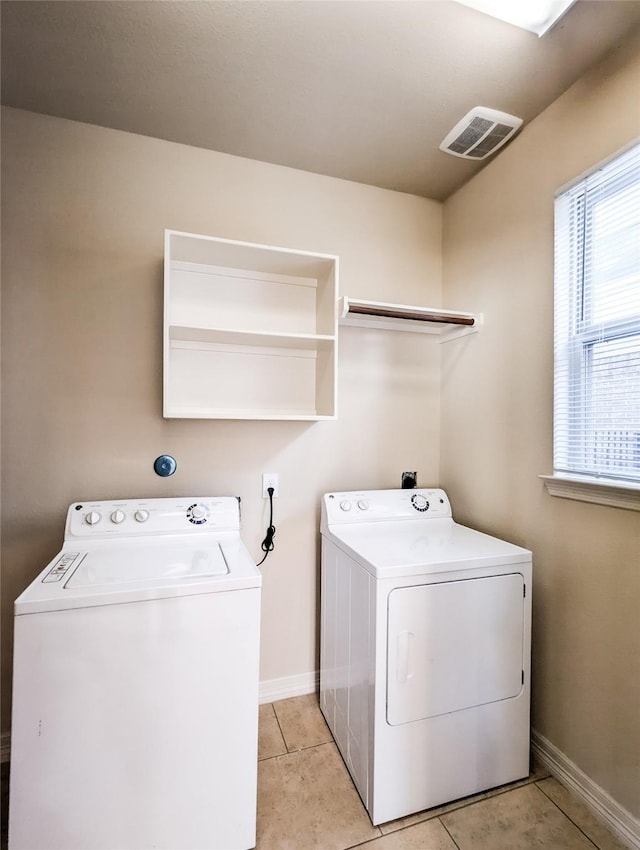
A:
[164,231,338,420]
[339,297,479,341]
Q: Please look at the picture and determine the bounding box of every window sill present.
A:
[539,474,640,512]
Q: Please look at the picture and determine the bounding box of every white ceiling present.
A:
[2,0,640,200]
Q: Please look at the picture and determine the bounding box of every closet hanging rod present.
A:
[342,299,475,326]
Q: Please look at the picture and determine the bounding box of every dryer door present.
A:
[387,574,524,725]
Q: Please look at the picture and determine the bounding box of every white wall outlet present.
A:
[262,473,279,498]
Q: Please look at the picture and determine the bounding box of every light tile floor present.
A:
[0,696,629,850]
[257,695,630,850]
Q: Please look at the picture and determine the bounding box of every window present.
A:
[552,142,640,497]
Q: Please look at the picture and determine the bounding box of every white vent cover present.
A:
[439,107,522,160]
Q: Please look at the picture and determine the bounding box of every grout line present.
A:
[376,774,548,836]
[477,773,546,802]
[340,827,383,849]
[375,790,493,835]
[257,703,286,762]
[258,738,335,764]
[262,702,295,761]
[284,737,335,754]
[378,799,482,834]
[439,815,463,850]
[535,781,602,849]
[270,702,289,751]
[269,698,335,755]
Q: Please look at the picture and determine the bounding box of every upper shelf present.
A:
[339,297,480,341]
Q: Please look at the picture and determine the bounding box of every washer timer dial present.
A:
[411,494,430,512]
[187,503,209,525]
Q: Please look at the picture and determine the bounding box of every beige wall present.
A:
[3,24,640,824]
[0,106,442,727]
[441,31,640,817]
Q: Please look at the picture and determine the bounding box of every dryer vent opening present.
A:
[439,107,522,160]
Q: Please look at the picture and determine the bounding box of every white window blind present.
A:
[554,142,640,484]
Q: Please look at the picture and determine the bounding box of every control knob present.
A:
[187,503,209,524]
[357,499,369,511]
[411,494,430,512]
[85,510,101,526]
[110,510,125,524]
[134,509,150,523]
[339,500,352,512]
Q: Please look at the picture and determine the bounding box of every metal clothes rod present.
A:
[346,303,475,326]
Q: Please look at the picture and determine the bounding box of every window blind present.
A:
[554,142,640,484]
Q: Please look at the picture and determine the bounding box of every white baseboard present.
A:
[259,670,319,705]
[532,729,640,850]
[1,731,10,763]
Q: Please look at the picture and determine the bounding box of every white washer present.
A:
[9,497,261,850]
[320,488,532,825]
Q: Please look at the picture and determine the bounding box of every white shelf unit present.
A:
[164,231,338,420]
[339,297,479,341]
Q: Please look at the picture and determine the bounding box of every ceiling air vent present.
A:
[439,107,522,160]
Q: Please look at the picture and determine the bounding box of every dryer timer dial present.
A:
[411,494,430,512]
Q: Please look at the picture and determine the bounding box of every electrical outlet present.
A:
[262,473,279,498]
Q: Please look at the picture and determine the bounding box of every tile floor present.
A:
[256,694,629,850]
[0,694,629,850]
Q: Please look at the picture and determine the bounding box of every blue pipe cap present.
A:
[154,455,177,477]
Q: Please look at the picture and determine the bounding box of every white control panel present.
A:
[42,552,83,583]
[323,489,452,526]
[65,497,241,540]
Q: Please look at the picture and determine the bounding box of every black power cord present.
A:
[257,486,276,566]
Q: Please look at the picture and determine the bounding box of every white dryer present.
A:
[9,497,261,850]
[320,488,532,826]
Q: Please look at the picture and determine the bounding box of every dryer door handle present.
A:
[396,630,415,683]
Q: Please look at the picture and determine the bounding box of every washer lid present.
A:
[67,543,228,587]
[325,518,531,578]
[15,534,261,615]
